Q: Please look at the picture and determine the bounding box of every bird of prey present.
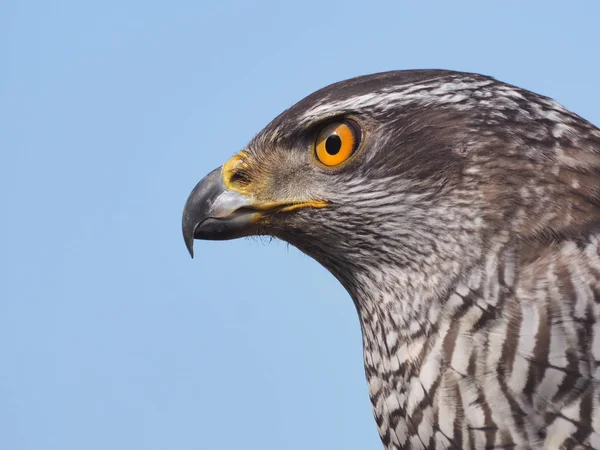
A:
[182,70,600,449]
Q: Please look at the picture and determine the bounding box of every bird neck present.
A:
[346,232,515,373]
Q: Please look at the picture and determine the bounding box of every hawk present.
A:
[182,70,600,449]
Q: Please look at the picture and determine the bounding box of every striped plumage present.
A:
[182,70,600,449]
[359,236,600,449]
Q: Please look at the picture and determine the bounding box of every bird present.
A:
[182,70,600,449]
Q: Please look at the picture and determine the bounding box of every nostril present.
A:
[230,169,251,186]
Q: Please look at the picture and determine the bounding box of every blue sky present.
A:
[1,1,599,449]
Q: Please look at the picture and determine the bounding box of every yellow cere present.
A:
[222,150,252,194]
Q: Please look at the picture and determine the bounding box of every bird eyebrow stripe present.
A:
[298,79,495,124]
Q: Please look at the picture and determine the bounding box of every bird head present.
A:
[182,70,600,296]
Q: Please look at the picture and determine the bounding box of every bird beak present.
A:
[181,167,261,258]
[183,153,331,258]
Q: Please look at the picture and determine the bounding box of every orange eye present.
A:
[314,121,359,167]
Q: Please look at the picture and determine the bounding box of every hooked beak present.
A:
[182,167,260,258]
[181,166,329,258]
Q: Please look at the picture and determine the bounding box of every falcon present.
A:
[182,70,600,449]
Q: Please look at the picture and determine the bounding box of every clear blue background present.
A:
[2,1,599,449]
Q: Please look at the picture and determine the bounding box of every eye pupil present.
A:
[325,135,342,155]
